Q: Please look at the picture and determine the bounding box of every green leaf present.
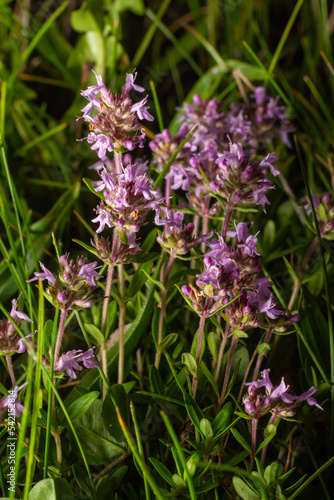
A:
[282,255,299,284]
[72,464,92,497]
[258,343,271,357]
[71,2,102,32]
[232,477,260,500]
[67,391,100,421]
[28,478,75,499]
[141,268,164,289]
[149,457,174,486]
[83,177,105,200]
[84,322,105,344]
[212,402,232,436]
[72,238,98,258]
[182,352,197,377]
[264,462,279,486]
[149,365,165,395]
[108,465,128,495]
[199,418,213,439]
[183,393,204,432]
[129,251,159,263]
[71,399,127,465]
[263,219,276,254]
[230,428,251,453]
[200,360,219,397]
[158,333,179,352]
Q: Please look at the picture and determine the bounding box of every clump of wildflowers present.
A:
[28,255,103,310]
[243,369,323,419]
[211,141,279,212]
[225,86,294,150]
[155,208,212,257]
[92,163,161,233]
[0,297,33,356]
[177,94,226,147]
[80,70,153,157]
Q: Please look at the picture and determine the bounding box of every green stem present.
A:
[118,263,126,384]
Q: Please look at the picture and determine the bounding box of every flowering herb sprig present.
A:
[212,141,279,214]
[242,369,323,469]
[80,70,153,156]
[28,254,102,311]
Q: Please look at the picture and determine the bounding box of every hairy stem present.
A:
[222,196,234,239]
[219,335,238,405]
[250,418,258,472]
[215,323,230,383]
[118,263,126,384]
[100,233,119,397]
[192,314,206,398]
[6,355,16,387]
[114,151,123,174]
[252,328,273,382]
[201,195,210,253]
[261,414,277,466]
[154,254,175,369]
[53,308,68,368]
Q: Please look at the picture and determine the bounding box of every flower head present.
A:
[155,208,212,256]
[55,347,100,379]
[243,369,323,419]
[211,141,278,212]
[92,164,161,233]
[80,71,153,156]
[28,255,103,310]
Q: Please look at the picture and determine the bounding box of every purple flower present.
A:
[224,86,294,149]
[213,141,278,212]
[27,255,103,311]
[92,164,161,233]
[258,297,284,319]
[80,71,153,156]
[55,348,100,379]
[155,208,212,256]
[27,262,56,286]
[243,369,323,419]
[131,96,154,121]
[124,70,145,94]
[9,297,33,326]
